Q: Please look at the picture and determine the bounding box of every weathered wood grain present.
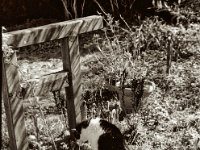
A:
[3,60,28,150]
[5,15,103,48]
[22,71,69,98]
[67,36,82,124]
[61,36,82,130]
[5,52,20,94]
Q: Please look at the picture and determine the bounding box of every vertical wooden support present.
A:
[166,39,172,74]
[2,61,18,150]
[2,53,28,150]
[61,36,82,130]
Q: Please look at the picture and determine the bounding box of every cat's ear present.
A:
[77,119,90,130]
[83,119,91,128]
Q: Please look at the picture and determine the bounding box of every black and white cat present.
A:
[75,118,126,150]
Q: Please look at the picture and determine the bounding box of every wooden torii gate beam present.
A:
[5,16,103,47]
[3,15,103,150]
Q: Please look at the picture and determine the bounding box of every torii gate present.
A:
[2,15,103,150]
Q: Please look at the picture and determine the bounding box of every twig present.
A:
[73,0,78,18]
[61,0,72,19]
[80,0,85,17]
[34,97,58,150]
[131,132,138,145]
[93,0,107,16]
[109,0,114,13]
[120,69,127,115]
[119,15,132,32]
[33,115,39,142]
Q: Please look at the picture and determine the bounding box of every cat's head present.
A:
[74,119,91,142]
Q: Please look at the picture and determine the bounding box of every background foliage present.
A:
[2,0,200,149]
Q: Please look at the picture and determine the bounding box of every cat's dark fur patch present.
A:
[98,119,125,150]
[75,118,126,150]
[75,119,90,139]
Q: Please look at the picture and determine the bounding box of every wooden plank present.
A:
[5,52,20,94]
[2,60,28,150]
[22,71,69,98]
[2,60,18,150]
[5,15,103,48]
[68,36,82,124]
[61,36,82,130]
[10,92,28,150]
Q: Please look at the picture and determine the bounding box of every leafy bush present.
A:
[81,14,200,149]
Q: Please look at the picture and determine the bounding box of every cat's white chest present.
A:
[80,118,104,150]
[88,129,104,150]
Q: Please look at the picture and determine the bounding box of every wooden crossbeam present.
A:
[22,71,69,99]
[5,15,103,48]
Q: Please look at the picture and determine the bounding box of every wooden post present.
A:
[0,26,2,95]
[0,26,2,112]
[166,38,172,74]
[2,61,18,150]
[61,36,82,130]
[2,54,28,150]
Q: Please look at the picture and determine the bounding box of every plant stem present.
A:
[34,97,58,150]
[166,38,172,74]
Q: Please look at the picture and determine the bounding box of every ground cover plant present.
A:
[2,1,200,149]
[80,14,200,149]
